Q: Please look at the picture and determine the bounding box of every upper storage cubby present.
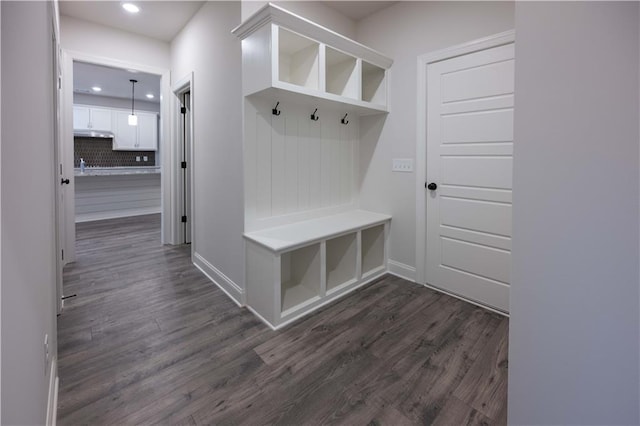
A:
[232,3,393,115]
[362,61,387,106]
[278,28,320,90]
[325,47,359,100]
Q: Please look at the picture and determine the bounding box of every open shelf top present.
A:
[244,210,391,252]
[232,3,393,70]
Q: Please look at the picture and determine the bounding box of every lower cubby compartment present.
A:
[326,232,357,292]
[361,224,385,276]
[244,210,391,329]
[281,243,321,313]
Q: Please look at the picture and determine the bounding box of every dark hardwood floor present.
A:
[58,214,508,425]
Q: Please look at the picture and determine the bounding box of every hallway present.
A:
[57,214,508,425]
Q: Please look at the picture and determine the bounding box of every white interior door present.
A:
[425,42,514,312]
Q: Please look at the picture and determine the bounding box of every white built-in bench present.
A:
[244,210,391,329]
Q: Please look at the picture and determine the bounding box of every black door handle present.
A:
[61,178,70,185]
[427,182,437,190]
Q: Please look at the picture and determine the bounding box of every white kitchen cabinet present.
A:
[112,110,157,151]
[73,105,113,131]
[112,111,137,150]
[136,113,158,151]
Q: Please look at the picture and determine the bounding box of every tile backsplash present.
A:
[74,137,156,167]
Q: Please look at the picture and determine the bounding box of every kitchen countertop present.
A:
[74,166,161,177]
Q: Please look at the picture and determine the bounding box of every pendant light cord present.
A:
[130,79,137,116]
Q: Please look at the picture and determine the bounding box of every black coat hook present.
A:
[272,102,281,116]
[310,108,319,121]
[341,113,349,125]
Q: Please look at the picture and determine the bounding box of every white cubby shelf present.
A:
[233,3,392,116]
[244,210,391,330]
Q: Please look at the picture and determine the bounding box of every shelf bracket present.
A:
[272,102,281,116]
[310,108,319,121]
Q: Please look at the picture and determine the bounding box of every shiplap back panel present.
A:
[245,97,359,231]
[75,174,161,222]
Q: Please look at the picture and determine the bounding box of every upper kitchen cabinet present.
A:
[232,3,393,115]
[73,105,113,131]
[112,110,158,151]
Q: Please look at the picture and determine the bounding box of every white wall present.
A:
[355,2,514,278]
[509,2,640,424]
[60,15,169,69]
[171,2,245,302]
[241,1,356,40]
[1,2,58,424]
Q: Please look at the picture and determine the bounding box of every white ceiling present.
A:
[74,61,161,103]
[323,1,398,21]
[59,1,205,42]
[60,1,398,43]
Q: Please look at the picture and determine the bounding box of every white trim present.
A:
[46,357,58,426]
[422,282,509,318]
[388,259,416,282]
[171,72,195,250]
[415,30,515,284]
[193,252,245,307]
[61,50,177,248]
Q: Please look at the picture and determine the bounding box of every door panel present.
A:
[441,157,513,189]
[426,42,514,312]
[441,109,514,143]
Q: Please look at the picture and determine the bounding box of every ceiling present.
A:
[322,1,398,21]
[60,1,398,43]
[74,61,161,103]
[59,1,205,42]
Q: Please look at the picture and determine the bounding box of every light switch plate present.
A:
[392,158,413,172]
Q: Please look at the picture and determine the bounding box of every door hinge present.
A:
[425,182,427,189]
[181,161,187,169]
[181,216,187,223]
[61,249,64,260]
[181,106,187,114]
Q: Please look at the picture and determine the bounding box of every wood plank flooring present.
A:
[58,214,508,425]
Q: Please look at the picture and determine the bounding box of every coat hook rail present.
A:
[272,102,281,116]
[310,108,319,121]
[341,113,349,125]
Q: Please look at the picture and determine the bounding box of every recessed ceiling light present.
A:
[91,86,102,92]
[122,3,140,14]
[146,93,154,99]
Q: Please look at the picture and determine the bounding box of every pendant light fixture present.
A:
[128,79,138,126]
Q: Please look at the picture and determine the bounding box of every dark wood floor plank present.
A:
[453,318,509,420]
[57,214,508,425]
[431,395,494,426]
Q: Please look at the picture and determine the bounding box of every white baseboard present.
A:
[193,252,245,307]
[388,259,416,282]
[75,206,161,223]
[46,357,58,426]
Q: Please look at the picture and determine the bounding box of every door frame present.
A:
[60,50,179,267]
[172,72,195,250]
[415,30,515,286]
